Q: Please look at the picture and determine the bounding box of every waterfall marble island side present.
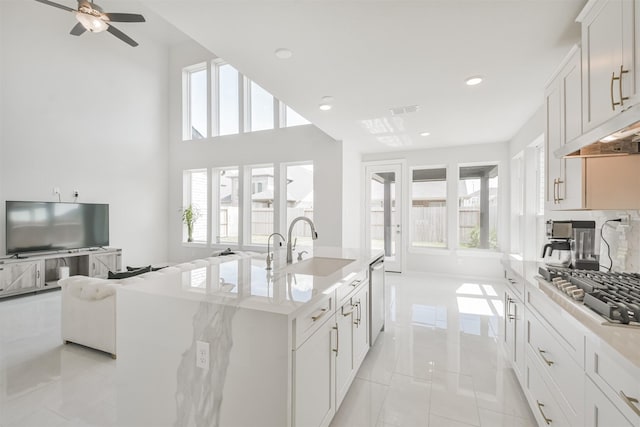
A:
[116,247,383,427]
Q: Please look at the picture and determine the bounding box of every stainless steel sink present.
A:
[285,257,355,277]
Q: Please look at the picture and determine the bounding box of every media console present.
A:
[0,248,121,299]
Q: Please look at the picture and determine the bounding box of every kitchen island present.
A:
[116,247,383,427]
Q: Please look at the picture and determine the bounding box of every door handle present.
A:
[538,348,554,366]
[556,179,564,202]
[620,391,640,416]
[618,65,630,108]
[612,70,618,110]
[333,324,339,356]
[536,401,552,425]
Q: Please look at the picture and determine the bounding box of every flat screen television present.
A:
[5,201,109,255]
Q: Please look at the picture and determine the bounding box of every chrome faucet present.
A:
[266,232,285,270]
[287,217,318,264]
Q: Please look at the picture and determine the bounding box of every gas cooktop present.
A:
[539,266,640,326]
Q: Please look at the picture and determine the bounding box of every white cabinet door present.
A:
[545,46,584,211]
[89,252,120,278]
[0,260,43,295]
[335,301,355,409]
[504,287,525,381]
[293,314,336,427]
[352,283,369,369]
[581,0,636,132]
[585,377,635,427]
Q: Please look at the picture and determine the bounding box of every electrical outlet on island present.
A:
[196,340,210,370]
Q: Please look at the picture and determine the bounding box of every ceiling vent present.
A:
[389,105,420,115]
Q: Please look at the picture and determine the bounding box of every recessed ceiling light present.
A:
[420,132,430,137]
[319,104,332,111]
[274,48,293,59]
[465,76,483,86]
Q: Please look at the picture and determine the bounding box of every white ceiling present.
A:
[149,1,585,153]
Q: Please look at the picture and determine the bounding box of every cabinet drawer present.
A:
[585,376,635,427]
[586,338,640,424]
[505,268,525,299]
[526,284,585,365]
[526,353,572,427]
[527,310,584,423]
[336,269,367,305]
[293,295,334,349]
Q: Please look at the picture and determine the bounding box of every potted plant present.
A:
[182,204,200,242]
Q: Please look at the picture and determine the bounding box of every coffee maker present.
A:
[542,220,599,270]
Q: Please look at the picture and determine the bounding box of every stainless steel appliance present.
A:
[542,220,598,269]
[540,267,640,326]
[369,256,385,344]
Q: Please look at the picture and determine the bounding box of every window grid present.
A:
[183,169,208,243]
[185,61,308,139]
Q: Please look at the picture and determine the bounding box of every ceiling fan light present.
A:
[75,12,108,33]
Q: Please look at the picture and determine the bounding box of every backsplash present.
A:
[547,210,640,273]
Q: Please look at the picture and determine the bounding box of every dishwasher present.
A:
[369,256,385,344]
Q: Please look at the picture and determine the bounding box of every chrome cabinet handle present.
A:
[620,391,640,416]
[536,401,552,425]
[618,65,630,108]
[538,348,554,366]
[556,179,564,202]
[333,324,339,355]
[553,179,558,204]
[350,279,362,287]
[612,71,618,110]
[311,308,328,322]
[342,304,355,317]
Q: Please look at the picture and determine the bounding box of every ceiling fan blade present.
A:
[106,24,138,47]
[70,22,86,36]
[104,13,145,23]
[34,0,75,12]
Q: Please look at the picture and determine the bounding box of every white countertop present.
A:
[502,256,640,368]
[117,246,384,318]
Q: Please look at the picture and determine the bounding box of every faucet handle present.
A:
[297,251,308,261]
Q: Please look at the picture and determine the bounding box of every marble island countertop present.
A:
[117,246,383,318]
[502,256,640,368]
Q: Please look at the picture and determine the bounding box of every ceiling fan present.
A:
[34,0,146,47]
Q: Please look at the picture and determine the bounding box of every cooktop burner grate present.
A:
[539,267,640,325]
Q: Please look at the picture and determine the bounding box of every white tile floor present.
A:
[0,272,536,427]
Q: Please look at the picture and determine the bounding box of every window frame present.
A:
[457,162,500,252]
[182,168,209,246]
[182,62,209,141]
[409,165,449,250]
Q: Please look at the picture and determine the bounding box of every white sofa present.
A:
[59,252,259,358]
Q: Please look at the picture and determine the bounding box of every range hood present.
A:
[554,104,640,158]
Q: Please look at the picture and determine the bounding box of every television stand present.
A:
[0,248,122,299]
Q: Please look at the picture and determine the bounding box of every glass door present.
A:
[365,163,403,272]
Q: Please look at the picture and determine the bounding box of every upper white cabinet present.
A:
[545,45,585,211]
[578,0,637,132]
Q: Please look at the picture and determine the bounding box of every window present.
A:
[217,64,240,136]
[183,64,208,140]
[284,106,310,127]
[510,154,524,256]
[411,167,447,248]
[249,166,275,244]
[183,169,208,243]
[286,163,314,246]
[249,81,274,132]
[410,168,447,248]
[183,60,309,138]
[216,167,239,245]
[458,165,499,250]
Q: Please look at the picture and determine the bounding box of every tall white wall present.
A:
[168,41,343,262]
[0,1,170,266]
[363,142,509,279]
